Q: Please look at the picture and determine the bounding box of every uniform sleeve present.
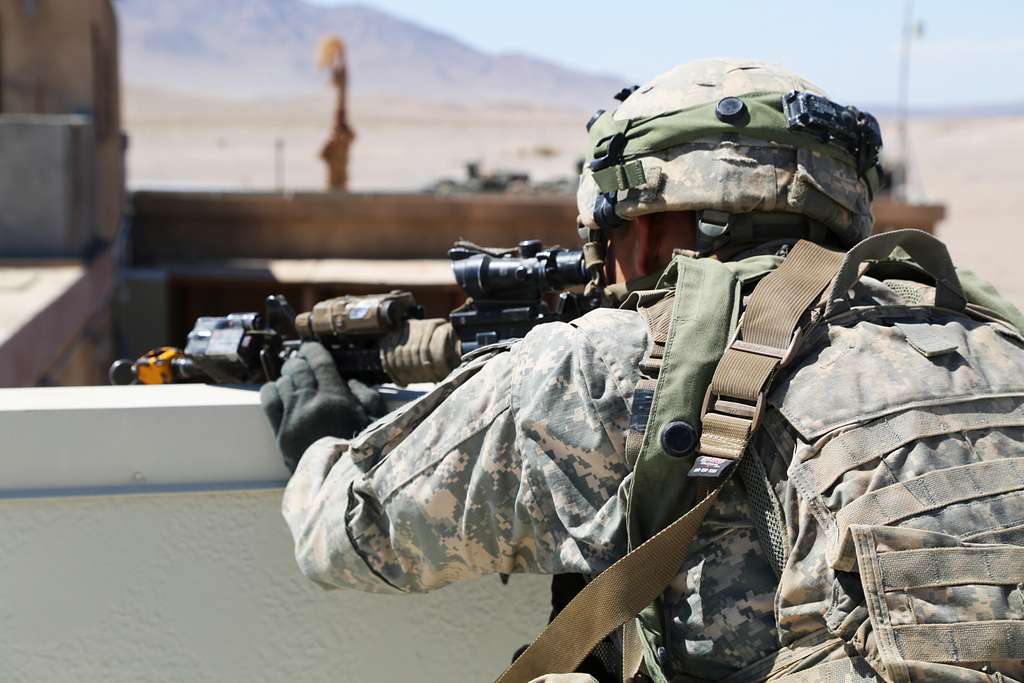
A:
[281,309,648,594]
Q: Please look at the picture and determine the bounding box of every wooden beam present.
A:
[131,191,579,263]
[132,191,948,266]
[871,198,946,234]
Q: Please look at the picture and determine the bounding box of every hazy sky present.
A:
[308,0,1024,109]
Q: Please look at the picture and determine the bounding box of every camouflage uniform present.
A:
[282,307,781,677]
[279,58,1024,683]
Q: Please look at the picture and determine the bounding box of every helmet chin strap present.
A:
[581,226,609,298]
[695,210,831,256]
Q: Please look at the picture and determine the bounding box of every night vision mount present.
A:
[782,90,883,178]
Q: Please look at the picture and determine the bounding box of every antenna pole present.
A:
[897,0,914,199]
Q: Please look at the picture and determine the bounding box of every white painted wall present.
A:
[0,385,549,682]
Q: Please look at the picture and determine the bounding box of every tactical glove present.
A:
[260,342,387,473]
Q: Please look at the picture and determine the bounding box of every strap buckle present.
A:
[696,210,732,253]
[700,384,767,438]
[697,322,801,460]
[730,326,804,368]
[698,385,766,461]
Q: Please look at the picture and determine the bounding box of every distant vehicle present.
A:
[425,161,578,196]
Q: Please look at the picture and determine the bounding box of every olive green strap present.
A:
[593,159,647,193]
[582,228,608,297]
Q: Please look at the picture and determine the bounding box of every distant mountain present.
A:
[115,0,628,109]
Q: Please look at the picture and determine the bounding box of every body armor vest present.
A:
[627,233,1024,682]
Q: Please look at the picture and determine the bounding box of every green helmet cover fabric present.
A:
[577,59,879,247]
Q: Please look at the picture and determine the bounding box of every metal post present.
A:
[896,0,914,200]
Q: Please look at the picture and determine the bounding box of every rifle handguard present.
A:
[379,319,460,386]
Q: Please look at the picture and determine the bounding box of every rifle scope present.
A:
[449,240,588,302]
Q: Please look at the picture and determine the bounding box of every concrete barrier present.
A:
[0,384,549,681]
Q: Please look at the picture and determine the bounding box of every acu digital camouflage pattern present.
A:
[283,253,1024,681]
[743,277,1024,683]
[577,59,874,246]
[282,308,781,677]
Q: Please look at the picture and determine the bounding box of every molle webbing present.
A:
[852,525,1024,669]
[796,396,1024,495]
[876,545,1024,590]
[832,457,1024,569]
[890,622,1024,663]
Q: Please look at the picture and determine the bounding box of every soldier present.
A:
[262,60,1024,682]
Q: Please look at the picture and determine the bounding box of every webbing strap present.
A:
[836,458,1024,538]
[892,621,1024,662]
[583,228,608,297]
[495,481,727,683]
[800,396,1024,494]
[624,378,657,468]
[593,159,647,193]
[878,545,1024,590]
[743,242,843,349]
[700,241,844,459]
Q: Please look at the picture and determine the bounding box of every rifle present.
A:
[109,240,599,387]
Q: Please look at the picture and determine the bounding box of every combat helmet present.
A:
[577,59,883,286]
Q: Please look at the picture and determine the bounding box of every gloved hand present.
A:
[260,342,387,473]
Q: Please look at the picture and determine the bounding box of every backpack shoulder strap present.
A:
[699,240,845,458]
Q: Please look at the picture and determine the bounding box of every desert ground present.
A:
[124,87,1024,304]
[124,87,588,192]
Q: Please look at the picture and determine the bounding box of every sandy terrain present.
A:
[124,87,1024,304]
[124,87,588,193]
[901,116,1024,304]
